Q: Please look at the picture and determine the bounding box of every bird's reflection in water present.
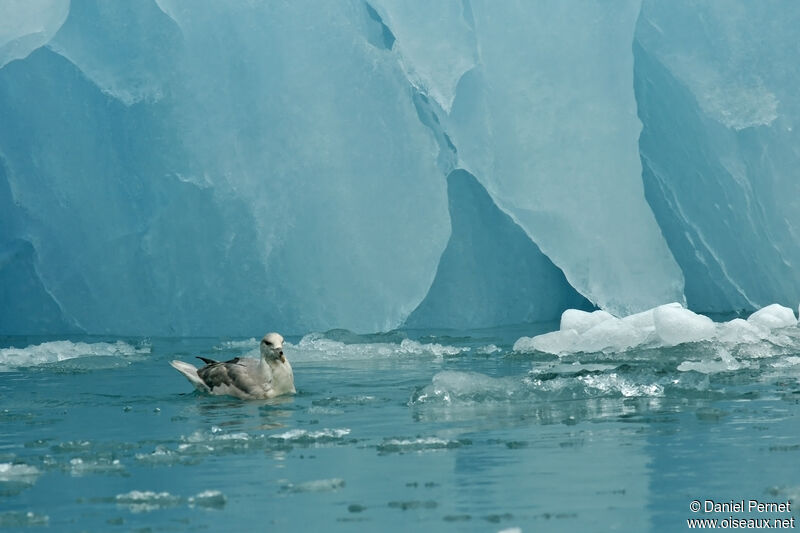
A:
[188,393,297,431]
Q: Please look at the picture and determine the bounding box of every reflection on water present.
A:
[1,327,799,532]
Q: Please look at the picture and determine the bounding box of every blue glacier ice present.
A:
[0,0,69,69]
[405,169,592,328]
[1,0,798,335]
[635,0,800,313]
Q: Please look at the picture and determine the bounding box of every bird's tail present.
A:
[170,360,209,391]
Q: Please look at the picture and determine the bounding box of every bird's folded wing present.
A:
[198,360,267,395]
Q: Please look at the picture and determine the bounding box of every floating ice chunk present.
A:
[578,318,650,354]
[268,428,351,445]
[621,302,682,329]
[477,344,501,355]
[291,335,466,362]
[281,478,345,493]
[678,348,745,374]
[517,302,727,355]
[0,463,40,484]
[716,318,768,345]
[513,329,580,355]
[579,373,664,397]
[560,309,615,334]
[747,304,797,331]
[115,490,182,513]
[135,446,199,466]
[411,371,522,404]
[515,315,652,355]
[377,437,464,454]
[69,458,125,477]
[653,304,715,347]
[188,490,226,509]
[772,357,800,368]
[0,340,150,370]
[398,339,466,357]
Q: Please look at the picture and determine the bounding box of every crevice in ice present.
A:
[460,0,476,32]
[367,0,478,112]
[363,2,395,51]
[405,169,593,329]
[411,91,457,174]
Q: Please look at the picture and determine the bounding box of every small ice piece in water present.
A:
[268,428,351,444]
[69,457,125,476]
[514,329,580,355]
[653,304,715,347]
[0,463,40,485]
[377,437,462,453]
[281,478,345,493]
[0,511,49,527]
[411,371,522,404]
[678,348,745,374]
[579,373,664,397]
[771,356,800,368]
[716,318,767,345]
[115,490,182,513]
[188,490,226,508]
[747,304,797,330]
[477,344,501,355]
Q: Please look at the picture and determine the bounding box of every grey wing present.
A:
[197,356,240,366]
[197,360,263,396]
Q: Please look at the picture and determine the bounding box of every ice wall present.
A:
[1,1,797,335]
[635,1,800,312]
[0,0,448,335]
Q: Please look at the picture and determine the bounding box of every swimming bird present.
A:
[170,333,295,400]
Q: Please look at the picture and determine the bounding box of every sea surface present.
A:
[2,318,800,532]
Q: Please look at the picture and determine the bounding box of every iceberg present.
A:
[0,1,797,335]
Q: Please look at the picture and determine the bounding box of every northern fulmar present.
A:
[170,333,295,399]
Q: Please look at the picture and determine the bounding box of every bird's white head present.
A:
[260,332,286,363]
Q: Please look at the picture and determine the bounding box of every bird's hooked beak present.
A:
[279,349,286,363]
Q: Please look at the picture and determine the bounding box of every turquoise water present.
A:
[2,325,799,532]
